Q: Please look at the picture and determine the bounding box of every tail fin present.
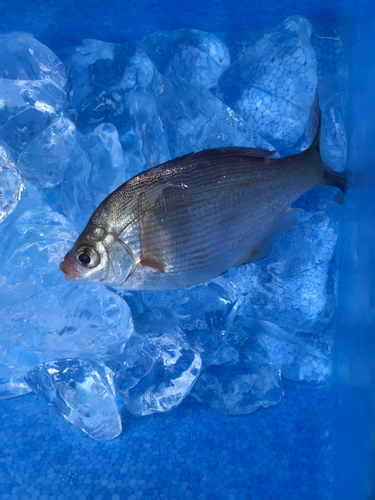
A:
[308,89,322,155]
[308,89,347,195]
[323,165,347,194]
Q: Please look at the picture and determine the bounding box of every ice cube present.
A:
[114,332,202,416]
[312,27,348,171]
[0,282,134,400]
[0,32,66,88]
[216,15,317,150]
[57,138,92,230]
[140,282,242,365]
[0,79,65,160]
[244,213,338,331]
[78,122,125,194]
[0,193,134,399]
[0,361,32,400]
[128,91,171,168]
[217,30,265,65]
[122,151,146,182]
[0,144,24,224]
[320,92,347,172]
[142,29,230,89]
[58,121,130,231]
[0,189,74,304]
[25,359,122,440]
[235,318,332,383]
[156,77,275,158]
[191,355,283,415]
[117,124,147,180]
[18,116,77,188]
[61,39,159,132]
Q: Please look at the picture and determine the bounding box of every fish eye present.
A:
[76,246,100,268]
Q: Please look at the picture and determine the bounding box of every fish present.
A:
[60,104,346,291]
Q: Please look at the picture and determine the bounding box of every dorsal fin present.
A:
[157,146,277,170]
[183,147,277,160]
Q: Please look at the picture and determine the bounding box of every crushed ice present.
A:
[0,16,347,440]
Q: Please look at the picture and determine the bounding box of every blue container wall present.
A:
[0,0,374,499]
[335,0,375,498]
[1,0,343,50]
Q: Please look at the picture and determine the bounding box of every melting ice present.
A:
[0,16,347,440]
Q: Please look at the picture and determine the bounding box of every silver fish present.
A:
[60,113,346,290]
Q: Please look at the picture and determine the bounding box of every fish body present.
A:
[60,115,346,290]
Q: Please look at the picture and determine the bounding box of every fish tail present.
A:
[308,89,322,154]
[323,164,347,194]
[307,90,347,194]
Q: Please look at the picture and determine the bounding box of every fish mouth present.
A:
[59,255,82,280]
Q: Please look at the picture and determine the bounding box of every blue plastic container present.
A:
[0,1,374,499]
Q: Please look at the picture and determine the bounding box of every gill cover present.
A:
[105,238,135,285]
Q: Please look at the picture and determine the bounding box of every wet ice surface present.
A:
[191,358,284,415]
[0,144,24,223]
[25,359,122,440]
[0,188,134,400]
[0,16,347,439]
[156,76,274,158]
[114,332,202,416]
[142,29,231,89]
[215,16,318,150]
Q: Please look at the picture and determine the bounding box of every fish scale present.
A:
[115,155,326,288]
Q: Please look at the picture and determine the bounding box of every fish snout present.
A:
[59,252,82,280]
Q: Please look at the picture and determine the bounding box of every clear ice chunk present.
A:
[141,282,242,365]
[216,15,317,150]
[0,144,24,224]
[0,193,134,399]
[280,87,348,169]
[61,39,159,132]
[114,333,202,416]
[0,32,67,88]
[0,359,33,400]
[142,29,230,89]
[128,91,171,168]
[57,138,93,230]
[313,27,348,171]
[25,359,122,440]
[217,30,265,66]
[119,124,147,180]
[156,76,275,158]
[191,355,283,415]
[235,318,332,383]
[18,116,77,188]
[0,281,134,394]
[78,122,125,195]
[0,79,65,160]
[320,90,347,172]
[58,122,128,230]
[0,189,75,304]
[243,213,338,331]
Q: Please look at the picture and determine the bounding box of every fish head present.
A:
[59,226,134,286]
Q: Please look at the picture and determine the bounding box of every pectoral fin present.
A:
[140,256,166,272]
[138,192,167,273]
[238,208,302,265]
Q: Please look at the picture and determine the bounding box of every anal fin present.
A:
[238,208,302,266]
